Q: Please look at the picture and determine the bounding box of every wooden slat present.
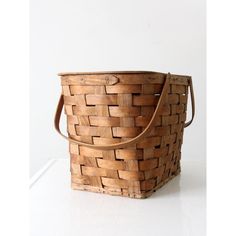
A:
[158,104,171,115]
[61,73,189,85]
[93,137,121,145]
[73,106,96,116]
[140,106,155,116]
[136,136,161,148]
[64,105,73,115]
[69,143,79,155]
[70,135,93,144]
[117,73,165,84]
[61,74,119,85]
[98,127,113,138]
[70,85,106,95]
[106,84,142,94]
[133,95,159,106]
[142,84,163,94]
[117,94,132,106]
[86,95,117,105]
[140,179,156,190]
[149,126,171,136]
[171,84,187,94]
[112,127,141,138]
[144,166,165,179]
[179,113,187,122]
[118,170,145,180]
[89,116,120,126]
[125,160,139,171]
[82,166,117,177]
[162,115,179,126]
[70,154,97,167]
[120,117,135,127]
[139,159,158,171]
[79,146,103,157]
[143,148,155,159]
[109,106,140,117]
[135,116,161,127]
[115,73,188,85]
[70,85,95,94]
[62,86,71,96]
[97,159,125,170]
[67,115,79,124]
[102,177,129,188]
[76,126,100,136]
[115,149,143,160]
[171,104,185,114]
[162,134,177,145]
[64,95,86,105]
[168,94,179,104]
[77,116,90,126]
[153,147,169,157]
[179,95,188,104]
[71,175,90,185]
[171,124,183,134]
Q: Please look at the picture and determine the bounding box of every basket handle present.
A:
[54,73,194,150]
[184,77,195,128]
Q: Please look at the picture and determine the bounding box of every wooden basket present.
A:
[55,71,195,198]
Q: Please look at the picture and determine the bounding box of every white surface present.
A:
[30,0,206,176]
[30,159,206,236]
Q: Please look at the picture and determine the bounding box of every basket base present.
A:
[71,169,181,199]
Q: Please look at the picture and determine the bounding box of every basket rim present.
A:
[58,71,159,76]
[58,71,192,82]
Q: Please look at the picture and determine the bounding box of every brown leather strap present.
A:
[184,77,195,128]
[54,73,195,150]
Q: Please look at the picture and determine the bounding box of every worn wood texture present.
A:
[60,71,190,198]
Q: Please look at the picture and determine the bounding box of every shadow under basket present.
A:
[55,71,195,198]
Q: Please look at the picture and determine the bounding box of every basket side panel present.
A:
[61,73,189,198]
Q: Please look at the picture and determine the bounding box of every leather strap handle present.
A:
[184,77,195,128]
[54,73,194,150]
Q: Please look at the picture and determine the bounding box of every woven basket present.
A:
[55,71,195,198]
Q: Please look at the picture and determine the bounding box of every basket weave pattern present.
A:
[59,72,191,198]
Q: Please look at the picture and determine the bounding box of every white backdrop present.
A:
[30,0,206,176]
